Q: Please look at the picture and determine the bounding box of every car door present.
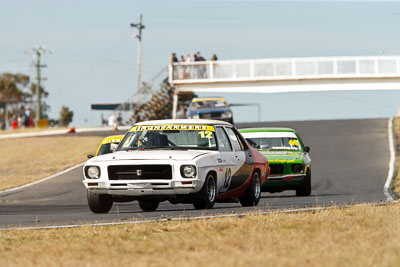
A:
[214,126,237,194]
[224,127,253,192]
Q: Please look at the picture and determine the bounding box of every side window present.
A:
[215,127,232,152]
[225,127,243,151]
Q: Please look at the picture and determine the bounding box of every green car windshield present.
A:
[118,125,217,151]
[248,137,301,151]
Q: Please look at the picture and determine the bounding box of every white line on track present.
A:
[384,117,396,202]
[0,163,84,196]
[0,126,131,139]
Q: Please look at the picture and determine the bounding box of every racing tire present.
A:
[296,171,312,196]
[138,200,160,211]
[192,173,217,209]
[87,190,113,214]
[239,171,261,207]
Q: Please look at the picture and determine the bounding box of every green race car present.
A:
[240,128,311,196]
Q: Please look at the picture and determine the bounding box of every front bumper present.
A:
[263,174,305,187]
[83,179,202,196]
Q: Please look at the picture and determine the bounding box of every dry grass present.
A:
[0,203,399,267]
[0,136,103,191]
[393,117,400,195]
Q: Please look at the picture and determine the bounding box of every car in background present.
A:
[83,119,269,213]
[87,135,124,158]
[240,128,311,196]
[186,97,234,124]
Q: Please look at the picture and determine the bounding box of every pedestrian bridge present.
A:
[168,55,400,118]
[169,55,400,93]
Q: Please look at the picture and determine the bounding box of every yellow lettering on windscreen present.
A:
[130,125,215,132]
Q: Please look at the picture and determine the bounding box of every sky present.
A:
[1,0,400,126]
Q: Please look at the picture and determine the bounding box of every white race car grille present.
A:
[108,165,172,180]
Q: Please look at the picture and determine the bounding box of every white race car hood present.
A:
[90,150,213,162]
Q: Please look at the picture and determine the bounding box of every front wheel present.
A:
[192,173,217,209]
[296,171,311,196]
[240,171,261,207]
[87,190,113,213]
[138,200,159,211]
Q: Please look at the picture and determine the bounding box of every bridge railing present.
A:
[170,56,400,84]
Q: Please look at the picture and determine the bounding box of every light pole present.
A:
[26,45,52,123]
[131,14,145,114]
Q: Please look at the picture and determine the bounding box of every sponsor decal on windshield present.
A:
[103,138,122,144]
[130,125,215,132]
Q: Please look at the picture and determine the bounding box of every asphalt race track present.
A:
[0,118,396,229]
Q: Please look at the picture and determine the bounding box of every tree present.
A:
[0,73,30,102]
[59,106,73,127]
[0,72,50,124]
[0,73,31,127]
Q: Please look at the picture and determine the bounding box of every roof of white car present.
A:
[134,119,232,126]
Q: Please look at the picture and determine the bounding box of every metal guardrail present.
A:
[171,56,400,83]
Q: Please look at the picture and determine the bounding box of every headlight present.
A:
[180,165,197,178]
[85,166,101,179]
[221,111,232,118]
[291,164,303,173]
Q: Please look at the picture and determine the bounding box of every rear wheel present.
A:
[138,200,159,211]
[192,173,217,209]
[87,190,113,213]
[296,171,312,196]
[240,171,261,207]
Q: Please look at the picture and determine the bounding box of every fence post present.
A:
[172,92,178,119]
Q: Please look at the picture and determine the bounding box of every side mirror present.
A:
[304,146,310,153]
[110,143,119,152]
[245,138,259,149]
[87,154,94,159]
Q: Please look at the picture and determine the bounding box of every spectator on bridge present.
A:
[210,54,218,61]
[178,55,185,79]
[172,53,178,63]
[194,51,206,79]
[185,53,191,79]
[172,53,179,79]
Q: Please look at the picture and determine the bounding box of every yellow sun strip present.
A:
[192,97,226,103]
[101,136,124,144]
[129,125,215,132]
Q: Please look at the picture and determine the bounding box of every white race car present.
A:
[83,119,270,213]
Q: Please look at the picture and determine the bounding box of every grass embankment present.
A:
[1,203,399,266]
[0,136,103,191]
[393,117,400,195]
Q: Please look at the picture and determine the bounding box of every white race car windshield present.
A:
[118,125,217,151]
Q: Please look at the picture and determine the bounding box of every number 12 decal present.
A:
[223,167,232,190]
[198,131,212,139]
